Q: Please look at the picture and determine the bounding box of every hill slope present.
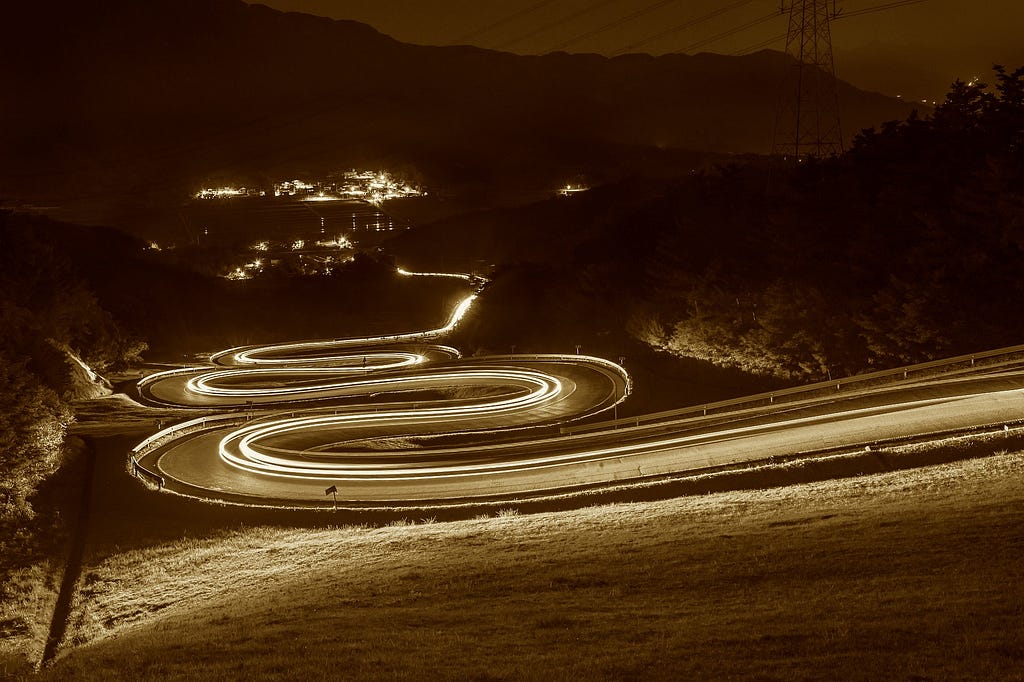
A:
[40,449,1024,680]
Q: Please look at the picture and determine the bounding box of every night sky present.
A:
[254,0,1024,99]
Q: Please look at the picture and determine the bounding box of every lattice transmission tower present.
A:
[771,1,844,158]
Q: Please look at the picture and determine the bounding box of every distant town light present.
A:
[195,170,424,203]
[195,186,247,199]
[276,169,424,206]
[558,184,589,197]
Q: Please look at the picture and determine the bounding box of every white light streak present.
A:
[134,267,635,503]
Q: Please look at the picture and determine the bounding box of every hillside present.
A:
[1,0,913,229]
[388,66,1024,380]
[34,446,1024,679]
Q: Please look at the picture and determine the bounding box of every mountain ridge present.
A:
[2,0,915,226]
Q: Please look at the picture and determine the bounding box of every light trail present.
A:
[186,352,426,395]
[396,267,476,282]
[209,294,477,366]
[134,267,632,503]
[133,268,1024,507]
[221,367,566,477]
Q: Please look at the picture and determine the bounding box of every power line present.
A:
[730,0,928,55]
[732,32,787,56]
[479,0,926,59]
[452,0,562,44]
[490,0,621,50]
[612,0,759,56]
[674,11,779,54]
[834,0,929,20]
[546,0,681,52]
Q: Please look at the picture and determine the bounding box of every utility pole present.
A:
[771,1,843,159]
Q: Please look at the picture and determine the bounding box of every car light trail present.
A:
[185,352,425,397]
[134,270,1023,507]
[396,267,476,282]
[209,295,477,366]
[133,269,632,504]
[220,368,565,475]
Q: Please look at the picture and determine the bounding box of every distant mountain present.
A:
[2,0,914,226]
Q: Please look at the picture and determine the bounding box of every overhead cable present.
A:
[612,0,759,55]
[546,0,681,52]
[674,11,779,54]
[835,0,929,19]
[491,0,621,50]
[452,0,562,44]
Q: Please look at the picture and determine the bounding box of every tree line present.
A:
[638,65,1024,377]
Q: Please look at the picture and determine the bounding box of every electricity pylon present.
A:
[771,1,844,158]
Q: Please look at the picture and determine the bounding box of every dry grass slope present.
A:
[37,452,1024,680]
[0,560,63,673]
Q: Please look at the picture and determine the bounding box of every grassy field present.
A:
[29,449,1024,680]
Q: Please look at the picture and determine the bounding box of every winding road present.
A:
[133,274,1024,507]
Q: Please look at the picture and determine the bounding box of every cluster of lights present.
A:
[227,236,357,279]
[194,170,424,206]
[316,235,353,249]
[303,192,340,203]
[195,186,264,200]
[558,184,589,197]
[365,218,398,232]
[275,170,423,205]
[225,258,264,281]
[275,179,316,196]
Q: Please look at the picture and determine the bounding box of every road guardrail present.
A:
[128,412,251,485]
[562,343,1024,435]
